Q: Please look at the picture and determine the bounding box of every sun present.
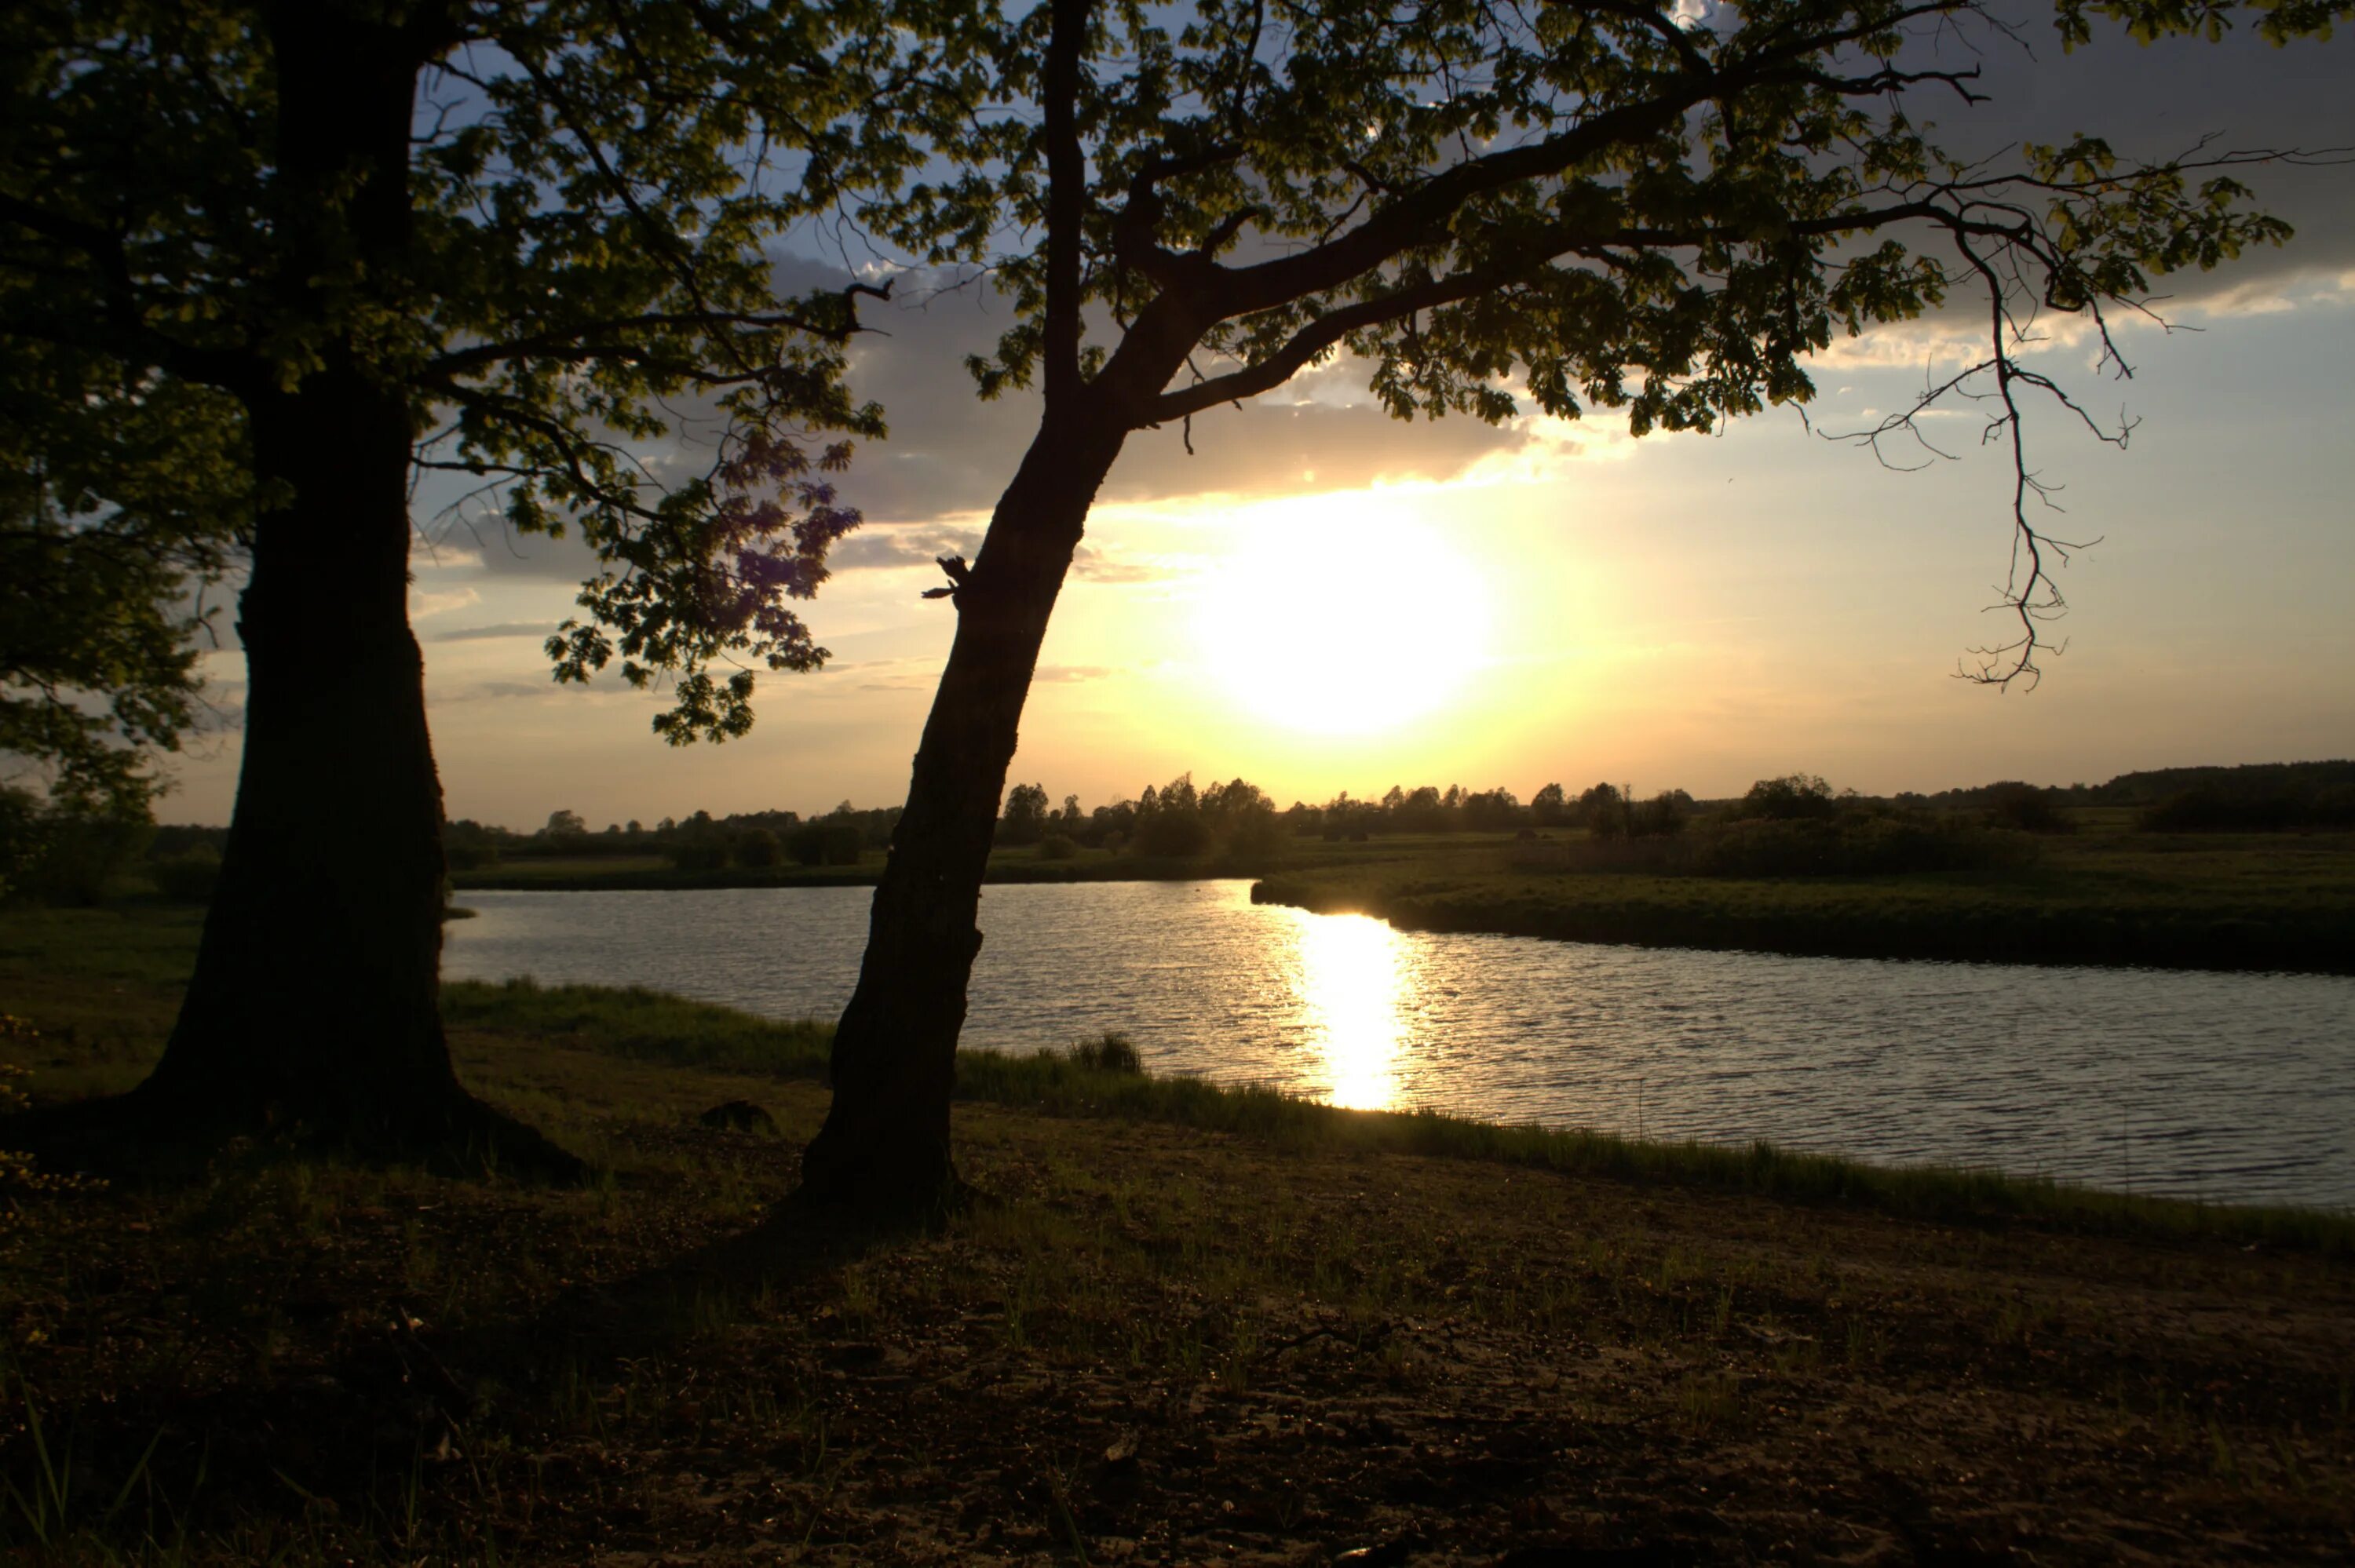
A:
[1190,497,1492,737]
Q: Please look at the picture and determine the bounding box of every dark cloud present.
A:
[430,621,550,643]
[1897,14,2353,288]
[444,679,568,702]
[829,524,986,571]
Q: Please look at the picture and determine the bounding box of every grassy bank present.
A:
[1254,826,2355,974]
[2,921,2352,1562]
[7,905,2349,1253]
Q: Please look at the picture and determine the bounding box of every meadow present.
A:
[1,903,2351,1562]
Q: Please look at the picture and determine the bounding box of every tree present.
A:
[1577,782,1630,837]
[2,340,243,823]
[788,0,2342,1206]
[1531,783,1569,827]
[1462,787,1524,833]
[999,782,1051,845]
[5,2,902,1157]
[1736,774,1840,822]
[732,826,785,867]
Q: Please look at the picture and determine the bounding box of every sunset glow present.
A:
[1293,910,1405,1111]
[1190,501,1493,738]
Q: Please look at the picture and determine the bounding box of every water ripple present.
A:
[444,881,2355,1209]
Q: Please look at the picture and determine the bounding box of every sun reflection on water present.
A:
[1293,912,1407,1110]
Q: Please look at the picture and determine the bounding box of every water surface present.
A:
[444,881,2355,1207]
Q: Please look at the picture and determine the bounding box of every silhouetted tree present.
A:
[1736,775,1840,822]
[789,820,866,867]
[999,782,1050,846]
[732,827,785,868]
[6,2,906,1155]
[800,0,2338,1207]
[1531,784,1569,827]
[1462,787,1524,833]
[1577,783,1628,837]
[1981,782,2076,833]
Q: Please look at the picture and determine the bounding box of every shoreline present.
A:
[1249,870,2355,977]
[457,857,2355,976]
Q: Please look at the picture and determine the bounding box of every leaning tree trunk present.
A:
[800,409,1130,1207]
[132,5,550,1162]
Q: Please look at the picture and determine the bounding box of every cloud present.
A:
[1035,665,1114,684]
[1880,21,2355,301]
[828,523,986,571]
[430,621,551,643]
[468,680,564,700]
[1071,545,1162,584]
[408,585,481,621]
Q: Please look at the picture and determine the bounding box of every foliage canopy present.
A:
[0,0,931,746]
[847,0,2342,684]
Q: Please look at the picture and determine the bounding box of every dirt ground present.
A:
[3,1032,2351,1564]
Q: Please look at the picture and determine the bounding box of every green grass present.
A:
[440,977,832,1078]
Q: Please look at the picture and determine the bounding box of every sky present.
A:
[163,13,2355,829]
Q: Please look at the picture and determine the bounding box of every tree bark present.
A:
[799,409,1129,1207]
[126,4,553,1163]
[137,377,477,1142]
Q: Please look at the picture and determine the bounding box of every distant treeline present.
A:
[1921,760,2355,832]
[93,757,2350,907]
[440,804,908,873]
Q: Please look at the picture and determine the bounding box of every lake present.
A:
[444,881,2355,1209]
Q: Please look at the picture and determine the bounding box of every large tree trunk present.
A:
[137,378,479,1143]
[127,4,555,1165]
[799,410,1128,1207]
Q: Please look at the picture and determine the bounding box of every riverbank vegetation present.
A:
[3,903,2351,1562]
[30,761,2347,974]
[1256,823,2355,975]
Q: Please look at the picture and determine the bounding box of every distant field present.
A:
[1256,822,2355,973]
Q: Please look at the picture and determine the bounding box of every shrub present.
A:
[2139,786,2355,833]
[1982,782,2076,834]
[1730,773,1838,822]
[1036,833,1079,861]
[1687,816,2038,877]
[151,847,222,901]
[0,789,150,906]
[1132,808,1214,859]
[1064,1031,1143,1074]
[1221,811,1289,868]
[666,833,731,871]
[1628,790,1688,838]
[732,826,783,868]
[787,821,864,866]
